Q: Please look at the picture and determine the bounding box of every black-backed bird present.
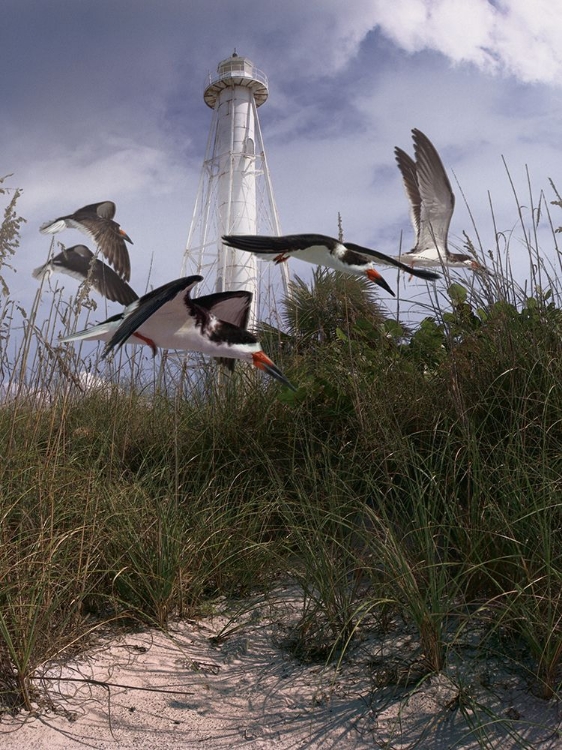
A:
[33,245,138,306]
[222,233,440,297]
[40,201,133,281]
[60,275,295,390]
[394,129,480,270]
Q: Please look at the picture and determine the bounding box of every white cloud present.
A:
[371,0,562,84]
[6,0,562,332]
[490,0,562,83]
[20,139,186,215]
[218,0,562,86]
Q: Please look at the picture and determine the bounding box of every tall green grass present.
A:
[0,175,561,745]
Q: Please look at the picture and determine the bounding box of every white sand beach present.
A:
[0,585,560,749]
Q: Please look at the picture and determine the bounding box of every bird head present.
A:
[252,350,296,391]
[457,255,484,271]
[366,268,395,297]
[119,228,134,244]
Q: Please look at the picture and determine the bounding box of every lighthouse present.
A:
[182,53,289,325]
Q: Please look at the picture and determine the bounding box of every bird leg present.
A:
[133,332,158,357]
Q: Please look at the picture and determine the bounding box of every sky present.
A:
[2,0,562,337]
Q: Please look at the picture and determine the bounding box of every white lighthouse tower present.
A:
[182,52,289,325]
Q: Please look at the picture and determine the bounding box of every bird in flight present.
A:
[393,129,481,270]
[33,245,137,306]
[222,233,440,296]
[40,201,133,281]
[61,275,296,390]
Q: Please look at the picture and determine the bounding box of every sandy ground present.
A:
[0,585,560,749]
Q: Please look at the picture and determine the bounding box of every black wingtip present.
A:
[409,268,441,281]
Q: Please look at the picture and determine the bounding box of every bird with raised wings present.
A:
[222,233,440,297]
[394,129,480,270]
[60,275,295,390]
[33,245,138,306]
[40,201,133,281]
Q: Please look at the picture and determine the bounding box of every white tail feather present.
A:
[32,263,50,281]
[60,321,149,350]
[39,218,68,234]
[60,322,115,344]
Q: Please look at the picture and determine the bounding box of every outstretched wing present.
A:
[68,215,131,281]
[394,146,421,242]
[222,234,335,259]
[195,290,253,371]
[195,290,252,329]
[412,129,455,254]
[34,245,138,306]
[102,275,203,358]
[92,201,116,220]
[344,242,441,281]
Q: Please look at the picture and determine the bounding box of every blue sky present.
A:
[3,0,562,330]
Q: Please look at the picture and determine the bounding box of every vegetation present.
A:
[0,176,561,746]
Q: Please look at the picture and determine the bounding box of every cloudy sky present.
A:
[3,0,562,332]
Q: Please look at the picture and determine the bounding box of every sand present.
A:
[0,584,560,749]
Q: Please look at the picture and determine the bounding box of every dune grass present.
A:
[0,176,561,745]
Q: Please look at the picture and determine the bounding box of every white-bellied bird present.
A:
[221,233,440,296]
[394,129,481,270]
[60,275,296,390]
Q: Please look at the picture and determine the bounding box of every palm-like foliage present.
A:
[282,268,386,346]
[256,268,389,386]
